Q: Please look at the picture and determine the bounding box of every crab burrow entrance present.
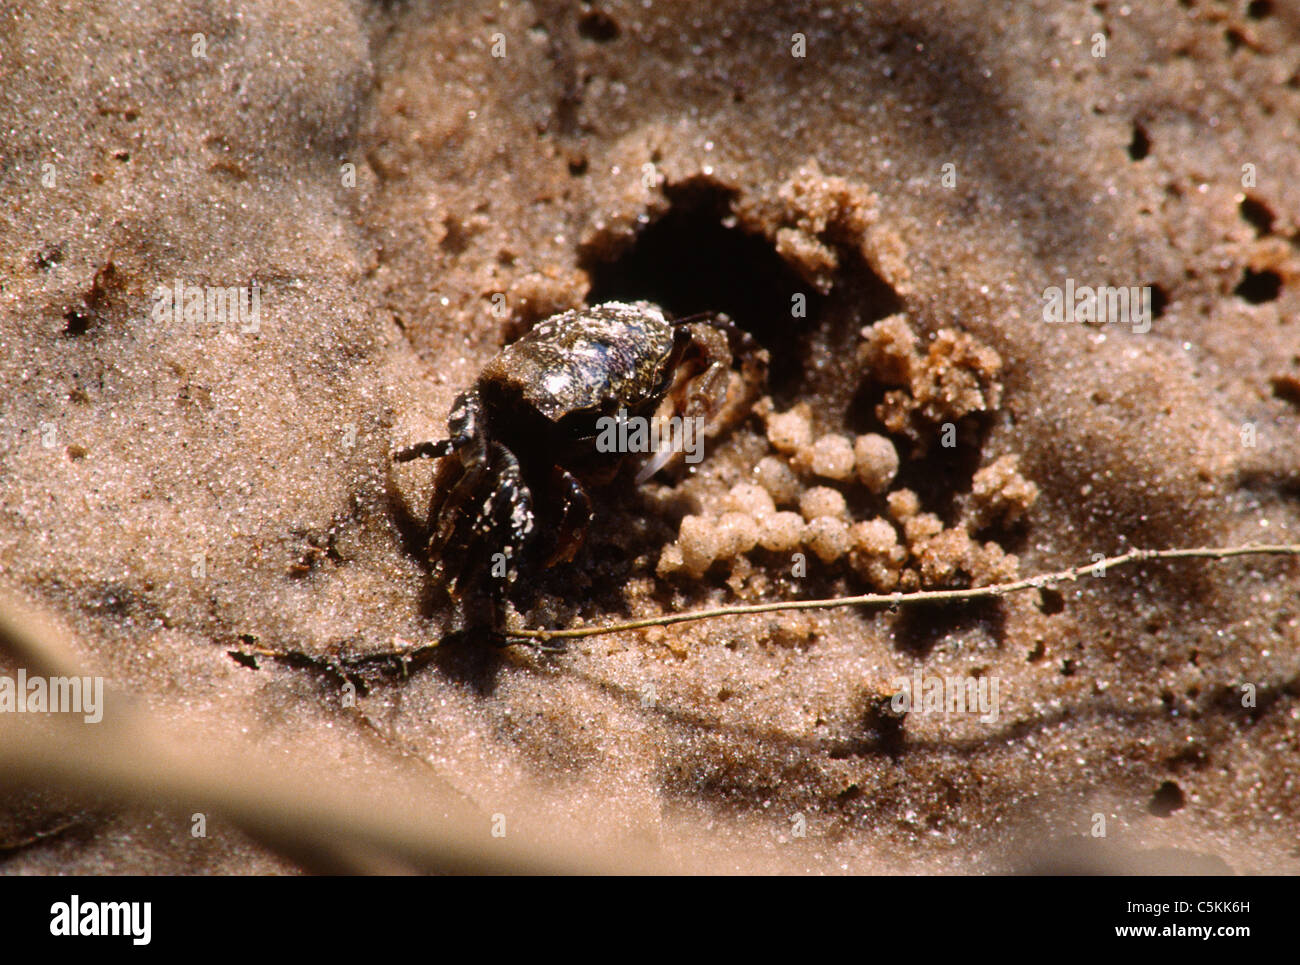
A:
[582,179,901,410]
[566,173,1038,654]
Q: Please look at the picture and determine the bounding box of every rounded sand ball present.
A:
[854,433,899,493]
[765,404,813,455]
[678,515,720,576]
[758,511,806,552]
[903,511,944,545]
[755,456,800,506]
[716,512,760,557]
[851,554,901,591]
[725,482,775,518]
[809,434,856,481]
[886,488,921,521]
[799,486,847,521]
[850,517,899,555]
[806,516,851,562]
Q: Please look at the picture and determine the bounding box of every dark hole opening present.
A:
[63,308,91,336]
[1149,281,1169,318]
[893,598,1005,657]
[892,424,991,526]
[34,244,63,271]
[577,9,620,42]
[1239,195,1275,236]
[1247,0,1273,17]
[440,217,470,256]
[62,262,119,336]
[863,696,906,759]
[1127,122,1151,161]
[581,180,827,400]
[1037,586,1065,614]
[1234,267,1282,304]
[1269,374,1300,407]
[1149,780,1185,817]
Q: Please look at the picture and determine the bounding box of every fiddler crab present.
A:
[393,300,768,641]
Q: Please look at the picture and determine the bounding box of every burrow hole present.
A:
[581,180,901,407]
[1148,780,1185,817]
[1235,267,1282,304]
[1127,122,1151,161]
[1239,195,1275,236]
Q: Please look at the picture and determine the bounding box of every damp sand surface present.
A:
[2,1,1299,873]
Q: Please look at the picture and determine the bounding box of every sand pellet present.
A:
[799,486,847,521]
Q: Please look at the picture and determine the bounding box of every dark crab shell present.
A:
[477,300,678,421]
[393,298,768,641]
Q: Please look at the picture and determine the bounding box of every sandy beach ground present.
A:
[2,0,1299,873]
